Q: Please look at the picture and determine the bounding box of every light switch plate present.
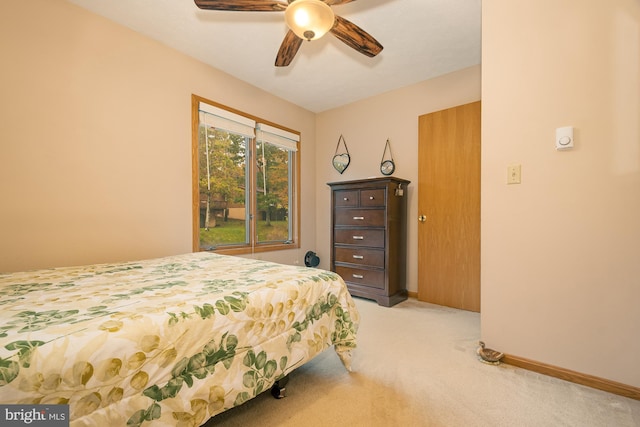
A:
[507,164,521,184]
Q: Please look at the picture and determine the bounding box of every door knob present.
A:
[418,215,426,222]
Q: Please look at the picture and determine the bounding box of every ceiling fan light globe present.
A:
[285,0,335,41]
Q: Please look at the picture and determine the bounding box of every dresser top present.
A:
[327,176,411,187]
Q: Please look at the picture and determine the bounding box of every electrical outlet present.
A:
[507,165,521,184]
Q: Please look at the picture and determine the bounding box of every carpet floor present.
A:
[204,297,640,426]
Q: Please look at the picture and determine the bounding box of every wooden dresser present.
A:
[328,177,410,307]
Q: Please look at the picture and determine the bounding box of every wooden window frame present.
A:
[191,94,300,255]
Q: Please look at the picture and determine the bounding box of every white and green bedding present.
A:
[0,252,359,426]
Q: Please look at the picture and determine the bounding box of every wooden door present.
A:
[417,101,481,312]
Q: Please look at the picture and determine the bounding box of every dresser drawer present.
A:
[334,208,385,226]
[335,265,385,290]
[335,247,384,268]
[334,229,385,247]
[334,190,358,207]
[360,189,386,207]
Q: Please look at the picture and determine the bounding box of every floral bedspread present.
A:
[0,252,359,426]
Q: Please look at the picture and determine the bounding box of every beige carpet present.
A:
[204,298,640,426]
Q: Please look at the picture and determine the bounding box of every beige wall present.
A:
[482,0,640,387]
[0,0,317,271]
[315,66,481,291]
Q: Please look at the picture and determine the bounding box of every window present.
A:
[192,95,300,254]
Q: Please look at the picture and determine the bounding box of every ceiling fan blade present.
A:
[275,30,303,67]
[322,0,357,5]
[194,0,287,12]
[330,15,383,58]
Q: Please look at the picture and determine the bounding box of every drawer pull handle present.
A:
[352,274,364,279]
[369,196,375,200]
[343,197,349,201]
[352,255,364,259]
[352,236,364,240]
[353,216,365,220]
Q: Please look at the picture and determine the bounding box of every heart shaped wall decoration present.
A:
[332,134,350,174]
[332,153,350,174]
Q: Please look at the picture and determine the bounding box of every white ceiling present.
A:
[66,0,481,113]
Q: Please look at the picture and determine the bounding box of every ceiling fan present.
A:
[194,0,383,67]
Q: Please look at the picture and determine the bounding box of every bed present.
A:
[0,252,359,426]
